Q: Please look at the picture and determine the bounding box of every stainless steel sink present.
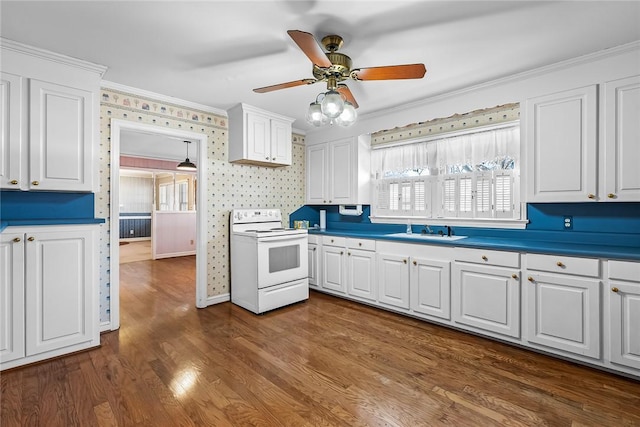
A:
[387,232,468,241]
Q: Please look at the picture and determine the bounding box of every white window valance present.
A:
[372,123,520,178]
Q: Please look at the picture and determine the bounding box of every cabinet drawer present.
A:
[455,248,520,268]
[608,260,640,281]
[308,235,321,245]
[322,235,346,247]
[346,238,375,251]
[527,253,599,277]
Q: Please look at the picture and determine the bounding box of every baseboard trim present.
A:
[204,293,230,307]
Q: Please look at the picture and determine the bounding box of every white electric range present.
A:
[230,208,308,314]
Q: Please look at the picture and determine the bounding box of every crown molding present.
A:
[101,80,228,117]
[0,37,108,76]
[361,40,640,122]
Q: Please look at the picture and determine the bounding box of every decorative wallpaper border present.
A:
[101,88,228,129]
[371,103,520,146]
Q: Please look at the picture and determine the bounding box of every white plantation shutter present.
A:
[458,176,473,217]
[376,180,391,215]
[413,180,426,213]
[494,171,513,218]
[389,182,399,211]
[475,172,492,218]
[442,177,457,217]
[400,181,412,213]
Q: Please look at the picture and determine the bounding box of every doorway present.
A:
[110,119,208,331]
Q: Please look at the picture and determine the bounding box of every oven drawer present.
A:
[258,279,309,313]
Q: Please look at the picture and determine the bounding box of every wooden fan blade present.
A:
[352,64,427,81]
[253,79,317,93]
[337,85,359,109]
[287,30,332,68]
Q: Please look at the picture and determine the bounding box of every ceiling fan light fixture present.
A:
[306,101,329,127]
[336,101,357,127]
[320,89,344,119]
[176,141,197,171]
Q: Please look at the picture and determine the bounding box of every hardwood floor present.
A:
[119,240,152,264]
[2,256,640,426]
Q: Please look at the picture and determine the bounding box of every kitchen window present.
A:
[371,122,524,227]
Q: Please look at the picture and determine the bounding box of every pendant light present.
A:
[176,141,197,171]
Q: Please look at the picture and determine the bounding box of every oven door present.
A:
[256,234,308,288]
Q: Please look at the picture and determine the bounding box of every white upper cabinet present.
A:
[602,75,640,202]
[526,85,598,202]
[0,72,23,190]
[305,135,371,205]
[28,80,93,191]
[227,103,294,167]
[0,38,105,192]
[525,74,640,203]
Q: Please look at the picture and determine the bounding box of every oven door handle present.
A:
[257,234,307,243]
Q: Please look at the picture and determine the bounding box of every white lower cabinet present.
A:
[377,252,410,310]
[346,238,376,301]
[0,225,99,370]
[308,236,320,289]
[608,260,640,369]
[453,249,521,339]
[410,257,451,320]
[524,254,601,359]
[0,232,26,363]
[321,236,346,293]
[309,233,640,378]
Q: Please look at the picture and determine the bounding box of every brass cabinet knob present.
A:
[272,157,276,161]
[358,242,362,247]
[607,193,615,199]
[413,260,417,266]
[612,287,619,293]
[331,239,334,243]
[31,181,39,186]
[556,261,565,267]
[10,180,18,185]
[323,200,327,203]
[313,247,316,252]
[347,252,351,256]
[265,156,269,160]
[403,259,407,264]
[511,274,518,279]
[13,237,21,243]
[340,251,344,255]
[527,276,534,282]
[587,193,595,199]
[481,255,488,261]
[329,200,332,203]
[27,236,35,241]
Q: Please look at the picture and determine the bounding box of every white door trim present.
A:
[109,119,208,331]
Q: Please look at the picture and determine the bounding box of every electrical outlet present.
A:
[190,239,194,245]
[129,229,134,235]
[563,216,573,230]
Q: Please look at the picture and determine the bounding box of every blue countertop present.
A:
[0,218,105,233]
[309,229,640,261]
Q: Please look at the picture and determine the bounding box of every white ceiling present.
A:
[1,1,639,132]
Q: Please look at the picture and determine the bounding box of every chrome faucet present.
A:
[422,225,433,235]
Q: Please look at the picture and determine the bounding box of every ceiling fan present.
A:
[253,30,427,126]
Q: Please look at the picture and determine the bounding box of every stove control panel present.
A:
[232,208,282,224]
